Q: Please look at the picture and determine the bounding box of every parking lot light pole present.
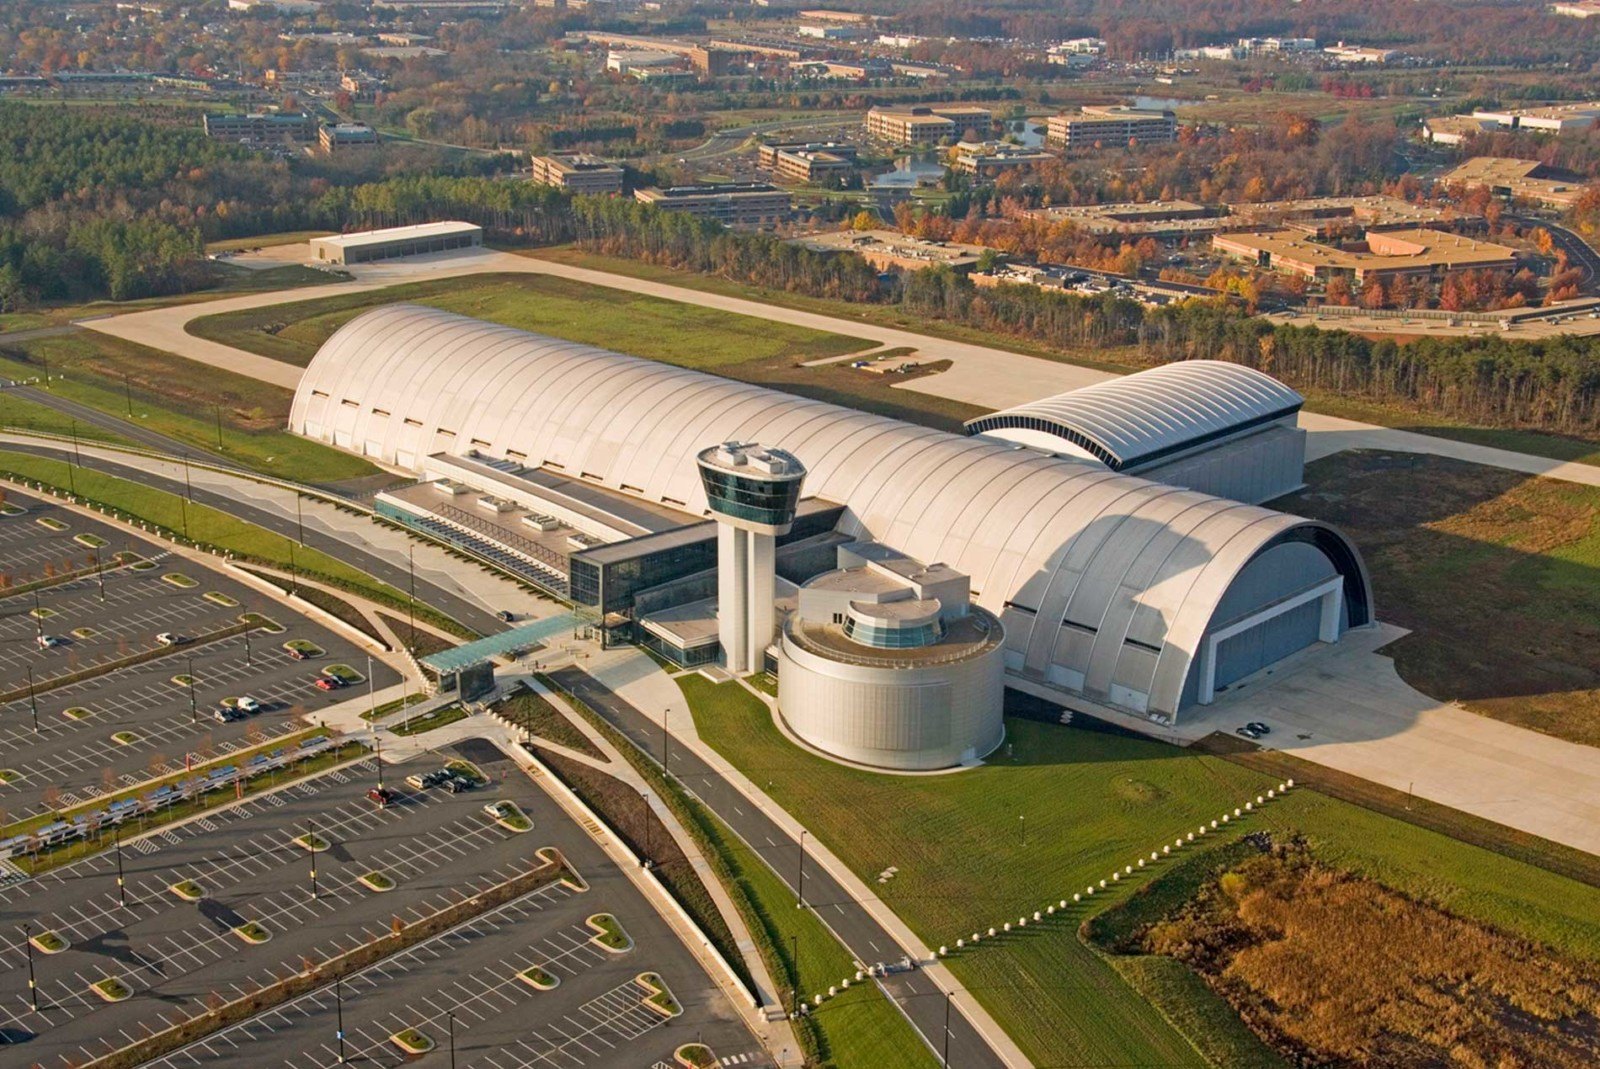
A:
[447,1010,456,1069]
[94,547,104,601]
[26,665,39,733]
[407,546,416,651]
[21,923,37,1012]
[309,820,319,901]
[114,825,126,908]
[796,830,807,909]
[642,791,651,865]
[334,976,345,1063]
[661,705,670,776]
[186,656,197,724]
[31,589,43,642]
[244,627,252,666]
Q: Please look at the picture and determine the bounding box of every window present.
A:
[311,389,330,399]
[470,438,491,448]
[340,399,360,409]
[403,418,423,428]
[437,428,456,439]
[371,408,391,417]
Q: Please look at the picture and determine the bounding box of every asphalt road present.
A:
[0,441,506,637]
[549,667,1010,1069]
[1509,213,1600,291]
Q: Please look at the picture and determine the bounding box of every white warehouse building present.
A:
[289,306,1373,740]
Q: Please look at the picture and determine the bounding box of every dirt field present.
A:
[1280,451,1600,747]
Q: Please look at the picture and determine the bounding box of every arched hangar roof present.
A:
[963,360,1303,471]
[291,306,1368,720]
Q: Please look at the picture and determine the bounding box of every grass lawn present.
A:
[0,390,138,449]
[0,450,436,627]
[0,332,378,484]
[676,675,1600,1068]
[186,273,875,371]
[390,704,467,736]
[1277,451,1600,746]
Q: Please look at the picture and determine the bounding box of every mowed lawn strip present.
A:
[0,333,378,484]
[186,273,874,370]
[675,675,1600,1067]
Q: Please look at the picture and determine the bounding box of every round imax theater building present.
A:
[291,306,1373,770]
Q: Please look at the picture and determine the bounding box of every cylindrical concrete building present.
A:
[776,542,1006,770]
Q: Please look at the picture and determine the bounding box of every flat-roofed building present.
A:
[318,122,378,154]
[1554,1,1600,16]
[689,45,751,75]
[606,49,684,73]
[530,153,625,193]
[1441,157,1590,209]
[1025,200,1220,238]
[1469,102,1600,135]
[203,111,316,144]
[1324,42,1400,64]
[950,140,1056,178]
[789,228,991,272]
[866,105,992,146]
[634,183,792,227]
[309,222,483,265]
[757,141,859,184]
[1231,195,1475,235]
[1212,227,1518,284]
[1425,114,1495,145]
[1046,105,1176,150]
[799,8,873,22]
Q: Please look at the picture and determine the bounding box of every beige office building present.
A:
[530,154,625,194]
[866,105,992,146]
[634,184,792,227]
[1046,105,1177,150]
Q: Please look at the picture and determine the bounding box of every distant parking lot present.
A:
[0,742,768,1068]
[0,490,399,819]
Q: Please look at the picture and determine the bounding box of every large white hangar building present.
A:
[290,305,1373,731]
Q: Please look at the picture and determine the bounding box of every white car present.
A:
[36,634,61,650]
[235,696,262,714]
[483,801,515,819]
[156,632,186,647]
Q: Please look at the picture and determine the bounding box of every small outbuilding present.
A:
[309,222,482,266]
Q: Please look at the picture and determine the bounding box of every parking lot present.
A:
[0,490,399,819]
[0,742,768,1069]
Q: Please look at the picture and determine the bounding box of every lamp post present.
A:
[660,705,670,776]
[334,975,345,1063]
[93,546,104,602]
[187,655,197,724]
[789,934,799,1018]
[296,492,305,546]
[447,1009,456,1069]
[407,545,416,652]
[309,819,319,901]
[795,830,807,909]
[114,824,126,907]
[25,664,39,733]
[943,991,953,1067]
[31,589,43,642]
[21,922,38,1011]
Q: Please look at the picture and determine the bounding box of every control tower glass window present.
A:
[699,469,804,528]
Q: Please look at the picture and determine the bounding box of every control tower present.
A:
[696,442,806,674]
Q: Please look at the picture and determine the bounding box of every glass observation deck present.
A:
[695,442,806,531]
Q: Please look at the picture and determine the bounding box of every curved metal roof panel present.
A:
[290,306,1367,721]
[962,360,1303,470]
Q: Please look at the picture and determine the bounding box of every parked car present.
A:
[35,634,61,650]
[483,801,515,819]
[496,610,516,623]
[406,770,452,790]
[1245,721,1271,736]
[212,706,244,723]
[313,677,345,692]
[1235,725,1263,740]
[156,632,187,647]
[235,696,262,714]
[287,647,312,661]
[367,786,396,808]
[444,776,471,794]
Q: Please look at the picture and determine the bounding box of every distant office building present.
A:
[1212,227,1518,284]
[530,154,625,194]
[1323,42,1400,64]
[688,46,750,75]
[798,8,873,23]
[789,229,991,273]
[950,140,1055,178]
[310,222,483,265]
[1046,105,1176,150]
[1553,0,1600,16]
[229,0,320,11]
[865,105,992,146]
[319,122,378,154]
[1440,156,1589,209]
[634,184,792,227]
[758,141,859,184]
[797,23,861,39]
[606,49,684,74]
[203,111,317,144]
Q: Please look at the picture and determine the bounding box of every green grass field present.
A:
[676,676,1600,1067]
[0,333,378,484]
[186,273,875,370]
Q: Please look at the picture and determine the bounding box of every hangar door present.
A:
[1211,597,1322,692]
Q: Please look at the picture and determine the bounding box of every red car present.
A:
[313,677,345,691]
[367,787,396,808]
